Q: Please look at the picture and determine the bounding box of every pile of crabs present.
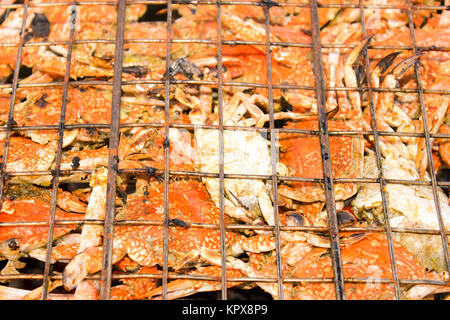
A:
[0,0,449,300]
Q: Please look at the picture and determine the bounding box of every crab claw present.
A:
[370,52,402,106]
[344,35,374,112]
[372,51,402,78]
[62,252,90,290]
[390,53,423,78]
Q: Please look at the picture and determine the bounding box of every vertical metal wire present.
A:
[161,0,173,301]
[405,0,450,274]
[41,1,78,300]
[262,2,284,300]
[99,0,127,300]
[215,1,229,300]
[0,1,29,203]
[358,0,401,299]
[309,0,345,300]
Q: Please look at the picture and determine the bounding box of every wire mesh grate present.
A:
[0,0,448,300]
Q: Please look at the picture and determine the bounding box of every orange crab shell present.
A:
[439,124,450,168]
[0,186,84,252]
[245,232,441,300]
[111,266,159,300]
[12,86,112,130]
[278,119,363,202]
[289,232,442,300]
[113,179,235,266]
[0,136,56,173]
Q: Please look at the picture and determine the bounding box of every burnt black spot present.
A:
[325,176,332,190]
[86,127,98,136]
[336,210,356,226]
[31,14,50,38]
[163,137,170,148]
[71,156,80,169]
[166,57,203,80]
[259,0,279,9]
[79,87,86,93]
[137,4,181,23]
[122,66,148,77]
[112,155,120,173]
[301,29,312,37]
[36,94,50,108]
[169,218,190,228]
[117,187,127,205]
[7,238,19,251]
[145,166,156,177]
[209,65,228,79]
[286,212,306,227]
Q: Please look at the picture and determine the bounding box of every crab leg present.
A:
[406,283,450,300]
[369,54,422,159]
[73,167,108,298]
[144,266,244,300]
[416,86,449,177]
[20,280,63,300]
[62,235,128,291]
[77,167,108,253]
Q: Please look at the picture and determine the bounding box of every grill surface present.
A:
[0,0,448,300]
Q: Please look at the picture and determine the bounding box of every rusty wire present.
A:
[0,0,448,300]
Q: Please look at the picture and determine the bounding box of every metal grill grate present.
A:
[0,0,448,300]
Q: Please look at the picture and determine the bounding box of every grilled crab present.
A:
[175,88,279,226]
[353,150,450,273]
[276,37,370,203]
[62,178,280,291]
[203,232,448,300]
[277,119,364,203]
[0,136,56,186]
[20,1,147,80]
[0,184,86,275]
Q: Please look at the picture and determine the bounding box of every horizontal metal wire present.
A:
[0,0,448,300]
[0,0,446,10]
[1,38,450,52]
[1,218,448,237]
[2,123,450,141]
[0,271,447,288]
[2,166,450,189]
[1,80,448,96]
